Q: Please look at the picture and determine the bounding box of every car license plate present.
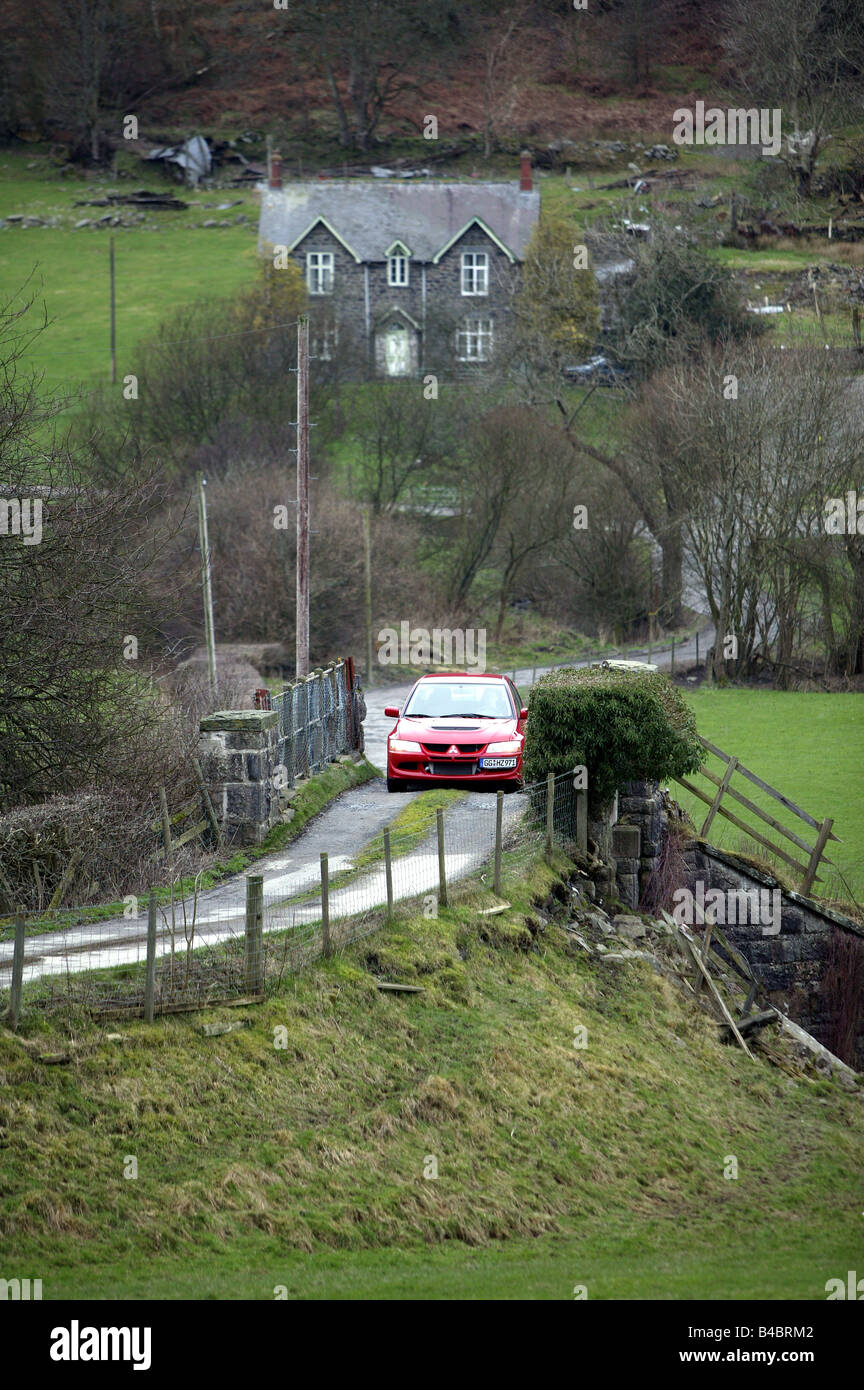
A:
[479,757,517,769]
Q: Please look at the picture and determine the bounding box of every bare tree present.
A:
[632,341,864,679]
[282,0,452,152]
[723,0,864,196]
[0,299,187,807]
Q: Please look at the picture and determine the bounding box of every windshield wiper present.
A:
[405,712,498,719]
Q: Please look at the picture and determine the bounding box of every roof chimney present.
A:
[520,150,532,193]
[269,151,283,190]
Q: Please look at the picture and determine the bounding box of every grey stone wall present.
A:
[683,842,864,1070]
[198,710,281,846]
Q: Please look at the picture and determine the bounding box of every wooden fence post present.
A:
[670,636,675,675]
[144,890,157,1023]
[8,915,25,1033]
[320,853,332,956]
[801,818,833,897]
[546,772,555,849]
[436,809,448,908]
[159,785,173,865]
[383,828,394,917]
[494,790,503,896]
[244,874,264,992]
[576,790,588,855]
[192,756,221,845]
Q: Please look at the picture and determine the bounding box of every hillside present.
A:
[2,851,862,1300]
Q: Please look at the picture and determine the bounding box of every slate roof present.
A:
[258,180,540,263]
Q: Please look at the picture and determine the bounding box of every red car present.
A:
[385,672,527,792]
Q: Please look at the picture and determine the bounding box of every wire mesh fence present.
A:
[0,773,586,1027]
[269,659,356,785]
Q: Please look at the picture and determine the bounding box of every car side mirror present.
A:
[520,707,528,720]
[384,706,400,718]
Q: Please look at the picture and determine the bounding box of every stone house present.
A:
[257,155,540,375]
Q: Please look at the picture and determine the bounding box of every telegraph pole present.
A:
[197,472,217,701]
[296,315,310,678]
[362,505,373,686]
[109,236,116,384]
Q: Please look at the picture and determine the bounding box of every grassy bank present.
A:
[1,848,861,1300]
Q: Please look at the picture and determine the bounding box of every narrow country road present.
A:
[1,626,712,985]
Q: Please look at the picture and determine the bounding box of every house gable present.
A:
[287,215,362,262]
[432,218,518,265]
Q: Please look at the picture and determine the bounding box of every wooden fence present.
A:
[673,736,841,896]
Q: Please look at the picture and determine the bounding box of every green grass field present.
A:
[679,690,864,901]
[0,150,260,400]
[1,850,862,1301]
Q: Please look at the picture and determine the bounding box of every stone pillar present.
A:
[612,824,641,908]
[619,779,668,899]
[198,709,280,846]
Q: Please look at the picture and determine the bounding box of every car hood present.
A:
[393,716,518,744]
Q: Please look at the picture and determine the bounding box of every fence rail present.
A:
[0,774,584,1029]
[673,735,840,895]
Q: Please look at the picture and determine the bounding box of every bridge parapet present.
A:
[198,709,280,846]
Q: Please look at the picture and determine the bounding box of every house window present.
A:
[457,317,493,362]
[461,251,488,296]
[388,254,409,287]
[306,251,334,295]
[311,320,338,361]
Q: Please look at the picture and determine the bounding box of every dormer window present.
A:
[385,241,411,287]
[306,251,334,295]
[388,254,409,286]
[461,251,488,296]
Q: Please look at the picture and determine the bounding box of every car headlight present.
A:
[485,740,521,755]
[389,738,423,754]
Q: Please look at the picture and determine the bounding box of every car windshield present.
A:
[403,681,514,719]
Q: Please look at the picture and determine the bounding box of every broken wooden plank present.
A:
[678,930,754,1058]
[718,1010,778,1039]
[199,1018,252,1037]
[708,924,758,985]
[375,981,425,994]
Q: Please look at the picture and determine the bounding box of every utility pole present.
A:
[109,236,116,385]
[296,315,310,678]
[197,472,217,701]
[362,505,373,686]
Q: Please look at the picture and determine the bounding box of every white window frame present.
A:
[387,253,409,287]
[457,317,493,362]
[461,251,488,296]
[311,320,338,361]
[306,251,334,295]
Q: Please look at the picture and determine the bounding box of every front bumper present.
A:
[387,751,522,786]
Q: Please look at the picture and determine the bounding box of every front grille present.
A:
[428,762,478,776]
[422,742,484,754]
